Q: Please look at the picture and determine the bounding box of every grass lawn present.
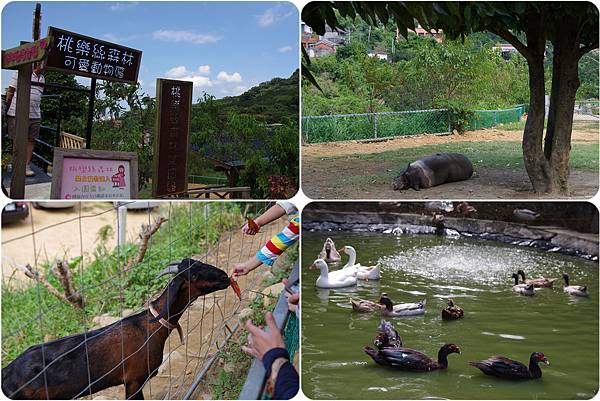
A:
[351,141,599,171]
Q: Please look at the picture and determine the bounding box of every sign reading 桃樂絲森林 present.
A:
[45,26,142,84]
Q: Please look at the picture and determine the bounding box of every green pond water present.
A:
[301,231,599,400]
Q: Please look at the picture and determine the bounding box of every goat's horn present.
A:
[156,262,180,279]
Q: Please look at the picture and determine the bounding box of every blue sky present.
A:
[2,1,299,99]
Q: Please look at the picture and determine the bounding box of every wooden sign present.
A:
[1,37,51,69]
[45,26,142,84]
[152,79,192,197]
[51,149,139,199]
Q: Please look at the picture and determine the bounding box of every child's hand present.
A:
[234,264,252,276]
[241,222,260,235]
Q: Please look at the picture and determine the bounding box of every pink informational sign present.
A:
[51,149,138,199]
[60,158,131,199]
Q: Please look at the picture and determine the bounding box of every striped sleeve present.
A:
[256,217,299,266]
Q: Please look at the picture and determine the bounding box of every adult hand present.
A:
[282,279,299,312]
[241,312,284,361]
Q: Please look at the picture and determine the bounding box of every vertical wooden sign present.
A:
[152,79,192,197]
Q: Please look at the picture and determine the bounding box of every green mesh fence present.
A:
[302,105,526,144]
[302,109,450,143]
[466,105,525,130]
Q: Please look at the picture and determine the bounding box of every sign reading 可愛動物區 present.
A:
[152,79,192,197]
[45,26,142,84]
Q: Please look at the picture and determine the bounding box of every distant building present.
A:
[367,52,388,61]
[492,43,519,58]
[301,22,347,58]
[403,25,442,42]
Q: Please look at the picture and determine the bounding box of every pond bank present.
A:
[302,210,598,260]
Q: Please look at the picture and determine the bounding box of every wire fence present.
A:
[302,105,527,144]
[1,201,295,399]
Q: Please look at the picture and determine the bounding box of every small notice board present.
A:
[51,149,138,199]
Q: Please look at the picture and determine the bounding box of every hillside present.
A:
[210,69,299,123]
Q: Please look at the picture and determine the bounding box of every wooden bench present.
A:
[58,132,86,149]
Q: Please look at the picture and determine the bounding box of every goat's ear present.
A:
[152,276,184,322]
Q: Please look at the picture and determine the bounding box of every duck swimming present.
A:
[319,237,341,263]
[339,245,381,280]
[373,319,402,349]
[469,352,549,380]
[379,293,426,317]
[562,273,588,297]
[441,299,464,320]
[364,343,461,371]
[517,269,557,288]
[350,299,385,313]
[512,273,535,296]
[310,259,357,289]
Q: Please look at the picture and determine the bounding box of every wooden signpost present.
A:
[152,79,193,197]
[1,37,51,70]
[51,149,138,199]
[2,36,52,199]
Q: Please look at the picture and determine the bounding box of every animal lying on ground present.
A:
[391,153,474,191]
[2,259,237,400]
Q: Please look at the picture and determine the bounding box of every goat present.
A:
[2,258,234,400]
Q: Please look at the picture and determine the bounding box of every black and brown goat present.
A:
[2,258,234,400]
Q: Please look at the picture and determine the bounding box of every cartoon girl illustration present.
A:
[111,165,126,189]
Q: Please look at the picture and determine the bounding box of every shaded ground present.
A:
[302,123,599,199]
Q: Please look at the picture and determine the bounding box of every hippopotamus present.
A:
[319,237,341,263]
[391,153,473,191]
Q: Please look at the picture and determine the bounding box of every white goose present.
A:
[562,273,588,297]
[310,258,357,289]
[339,245,381,280]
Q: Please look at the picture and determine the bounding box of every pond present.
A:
[301,231,599,400]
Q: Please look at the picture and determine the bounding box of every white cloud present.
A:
[256,5,295,27]
[110,2,139,11]
[101,33,143,43]
[217,71,242,83]
[257,9,275,27]
[198,65,211,75]
[166,66,189,79]
[153,30,220,44]
[165,66,212,88]
[278,45,293,53]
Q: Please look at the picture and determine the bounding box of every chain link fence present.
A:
[302,105,527,144]
[1,201,296,400]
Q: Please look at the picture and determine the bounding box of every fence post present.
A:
[117,204,127,247]
[447,109,452,133]
[373,113,378,138]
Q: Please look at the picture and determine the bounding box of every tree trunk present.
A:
[522,56,552,193]
[521,15,552,193]
[544,21,581,195]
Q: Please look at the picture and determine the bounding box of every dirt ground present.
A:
[88,218,284,400]
[302,123,599,199]
[1,203,157,285]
